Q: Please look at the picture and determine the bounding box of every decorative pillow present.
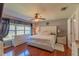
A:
[38,30,49,35]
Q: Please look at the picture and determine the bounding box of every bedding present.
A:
[27,26,57,51]
[28,35,56,44]
[28,35,54,40]
[27,34,56,51]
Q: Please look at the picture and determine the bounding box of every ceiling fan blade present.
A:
[38,18,46,20]
[28,18,35,21]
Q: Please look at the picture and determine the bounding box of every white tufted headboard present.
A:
[39,26,57,35]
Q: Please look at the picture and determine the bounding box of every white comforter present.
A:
[27,34,56,46]
[28,34,56,40]
[27,34,56,51]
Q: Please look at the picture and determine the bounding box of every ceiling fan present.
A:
[31,13,46,22]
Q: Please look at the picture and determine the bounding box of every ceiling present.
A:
[2,3,78,22]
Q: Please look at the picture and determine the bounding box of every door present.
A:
[68,18,72,49]
[68,15,79,55]
[72,15,79,56]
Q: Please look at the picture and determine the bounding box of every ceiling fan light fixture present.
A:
[34,19,39,22]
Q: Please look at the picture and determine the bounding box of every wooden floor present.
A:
[4,43,71,56]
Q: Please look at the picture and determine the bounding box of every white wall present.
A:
[39,18,67,36]
[38,19,67,44]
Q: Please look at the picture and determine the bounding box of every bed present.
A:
[27,26,57,51]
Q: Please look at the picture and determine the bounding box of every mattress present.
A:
[27,38,51,46]
[27,35,56,50]
[28,35,54,44]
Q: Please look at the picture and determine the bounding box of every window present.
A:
[25,26,31,31]
[3,21,32,41]
[17,31,24,35]
[16,24,24,30]
[25,25,31,35]
[3,23,15,40]
[9,24,15,30]
[16,24,24,35]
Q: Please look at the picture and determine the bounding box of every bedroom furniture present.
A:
[27,26,57,51]
[57,35,67,45]
[55,43,64,52]
[27,35,56,51]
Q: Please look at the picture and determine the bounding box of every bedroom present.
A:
[0,3,78,56]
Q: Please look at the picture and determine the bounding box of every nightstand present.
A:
[57,35,67,45]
